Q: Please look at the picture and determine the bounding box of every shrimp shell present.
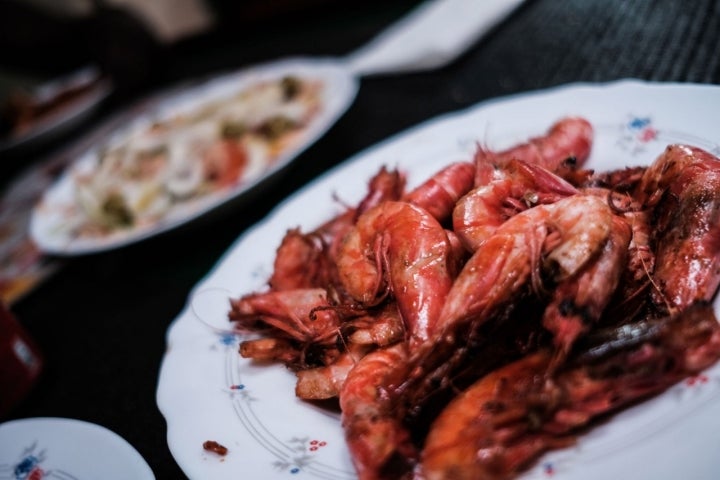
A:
[339,343,416,480]
[337,201,456,349]
[474,116,593,185]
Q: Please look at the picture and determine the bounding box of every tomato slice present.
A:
[203,139,248,189]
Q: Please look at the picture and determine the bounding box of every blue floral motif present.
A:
[219,332,237,346]
[225,383,255,403]
[14,455,40,479]
[628,117,651,130]
[617,115,658,155]
[5,443,78,480]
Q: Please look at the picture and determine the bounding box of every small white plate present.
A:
[0,417,155,480]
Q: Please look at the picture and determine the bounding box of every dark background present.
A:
[3,0,720,478]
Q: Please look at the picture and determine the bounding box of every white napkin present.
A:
[345,0,525,76]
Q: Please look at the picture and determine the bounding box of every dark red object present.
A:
[0,301,43,417]
[203,440,228,456]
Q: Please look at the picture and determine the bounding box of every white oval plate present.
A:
[29,57,358,256]
[0,417,154,479]
[157,80,720,480]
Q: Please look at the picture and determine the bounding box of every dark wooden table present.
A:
[4,0,720,478]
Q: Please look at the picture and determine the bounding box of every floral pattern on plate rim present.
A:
[211,332,353,478]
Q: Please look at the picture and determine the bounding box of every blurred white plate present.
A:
[0,66,112,156]
[157,80,720,479]
[30,57,358,256]
[0,417,154,479]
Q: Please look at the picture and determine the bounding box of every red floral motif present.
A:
[28,468,45,480]
[686,374,709,386]
[308,439,327,452]
[638,126,657,142]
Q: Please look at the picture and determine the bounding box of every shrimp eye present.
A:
[563,156,577,166]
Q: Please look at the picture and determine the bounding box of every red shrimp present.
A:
[634,144,716,207]
[403,161,476,222]
[268,166,406,294]
[336,201,457,349]
[354,166,407,221]
[396,195,615,420]
[295,304,407,400]
[441,195,614,331]
[268,228,332,291]
[588,189,655,322]
[645,145,720,312]
[339,343,417,480]
[474,116,593,185]
[346,302,406,347]
[295,343,370,400]
[229,288,340,347]
[421,303,720,480]
[238,337,301,365]
[453,159,578,251]
[542,215,631,358]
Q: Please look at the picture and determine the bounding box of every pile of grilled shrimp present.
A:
[228,117,720,480]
